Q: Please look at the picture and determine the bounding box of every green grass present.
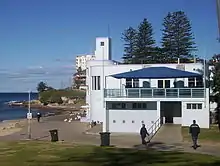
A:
[0,141,220,166]
[182,125,220,143]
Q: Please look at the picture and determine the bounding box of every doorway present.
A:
[160,101,182,124]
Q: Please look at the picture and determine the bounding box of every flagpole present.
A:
[203,55,207,108]
[102,45,106,132]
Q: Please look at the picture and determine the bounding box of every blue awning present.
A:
[111,67,202,79]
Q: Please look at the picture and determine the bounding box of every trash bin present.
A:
[99,132,110,146]
[49,129,59,142]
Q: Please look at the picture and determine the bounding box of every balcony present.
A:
[104,88,205,98]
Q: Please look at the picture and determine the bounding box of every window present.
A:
[114,103,122,109]
[196,77,203,87]
[186,104,191,109]
[158,80,163,88]
[158,80,170,88]
[165,80,170,88]
[186,103,203,110]
[126,78,139,88]
[198,104,202,109]
[113,120,116,123]
[106,102,157,110]
[188,78,195,87]
[146,102,157,110]
[126,78,132,88]
[142,103,147,109]
[192,104,197,109]
[97,76,100,90]
[122,120,125,123]
[92,76,100,90]
[132,103,137,109]
[125,102,133,109]
[132,120,135,123]
[100,42,105,46]
[133,79,139,88]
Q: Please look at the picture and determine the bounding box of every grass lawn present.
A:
[182,125,220,143]
[0,141,220,166]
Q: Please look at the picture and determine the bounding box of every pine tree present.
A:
[134,18,156,64]
[161,11,197,63]
[121,27,137,64]
[211,54,220,129]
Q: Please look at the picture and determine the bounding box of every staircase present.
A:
[147,117,163,141]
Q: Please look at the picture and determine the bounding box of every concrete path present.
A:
[0,118,140,148]
[1,118,220,157]
[151,124,182,144]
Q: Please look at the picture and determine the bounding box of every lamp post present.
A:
[27,90,32,139]
[99,42,110,146]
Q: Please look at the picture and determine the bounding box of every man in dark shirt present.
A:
[37,112,42,122]
[140,124,150,145]
[189,120,200,149]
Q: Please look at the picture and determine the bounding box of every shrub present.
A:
[49,94,63,104]
[39,89,85,104]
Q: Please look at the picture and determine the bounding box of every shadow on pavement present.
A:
[33,135,50,140]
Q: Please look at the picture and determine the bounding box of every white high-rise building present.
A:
[76,54,95,71]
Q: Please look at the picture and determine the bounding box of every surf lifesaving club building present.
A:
[85,37,210,134]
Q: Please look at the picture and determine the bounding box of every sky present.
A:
[0,0,219,92]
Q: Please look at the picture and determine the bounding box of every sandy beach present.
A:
[0,119,28,136]
[0,108,86,137]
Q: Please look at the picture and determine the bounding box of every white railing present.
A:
[147,117,163,141]
[104,88,205,98]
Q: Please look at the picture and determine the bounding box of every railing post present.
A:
[152,89,154,97]
[139,89,141,98]
[165,88,166,98]
[126,89,128,98]
[190,88,192,98]
[177,88,179,98]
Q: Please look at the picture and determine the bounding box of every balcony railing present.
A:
[104,88,205,98]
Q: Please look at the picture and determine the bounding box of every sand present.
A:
[0,119,27,136]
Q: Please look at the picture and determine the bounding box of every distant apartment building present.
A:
[76,54,95,71]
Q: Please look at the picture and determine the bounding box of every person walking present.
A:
[189,120,200,149]
[37,112,42,122]
[140,124,150,145]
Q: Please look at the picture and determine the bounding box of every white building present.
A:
[85,37,210,134]
[76,54,95,71]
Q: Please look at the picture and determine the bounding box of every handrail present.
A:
[104,88,206,98]
[147,117,163,141]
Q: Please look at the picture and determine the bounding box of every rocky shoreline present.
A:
[8,102,83,113]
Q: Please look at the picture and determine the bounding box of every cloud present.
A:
[0,64,75,92]
[0,64,75,79]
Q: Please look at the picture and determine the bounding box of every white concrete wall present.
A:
[95,37,112,60]
[182,101,209,128]
[108,101,160,133]
[109,110,157,133]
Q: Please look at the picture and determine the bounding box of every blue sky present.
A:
[0,0,219,92]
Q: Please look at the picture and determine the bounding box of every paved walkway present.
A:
[151,124,182,144]
[0,117,220,157]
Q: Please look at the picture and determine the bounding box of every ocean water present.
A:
[0,93,47,121]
